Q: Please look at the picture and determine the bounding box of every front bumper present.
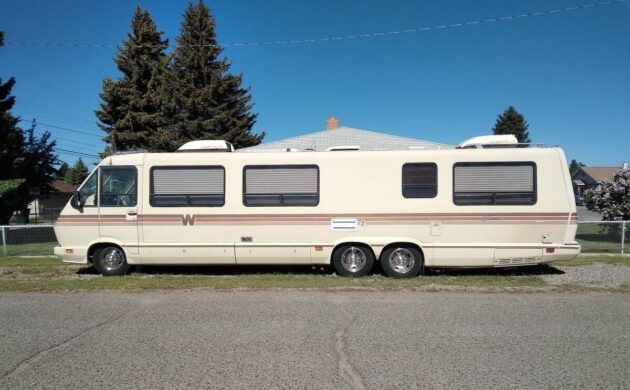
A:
[54,246,89,264]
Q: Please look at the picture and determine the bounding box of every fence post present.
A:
[1,226,6,256]
[622,221,626,255]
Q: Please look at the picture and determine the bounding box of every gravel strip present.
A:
[542,263,630,287]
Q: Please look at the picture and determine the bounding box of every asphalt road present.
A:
[0,291,628,389]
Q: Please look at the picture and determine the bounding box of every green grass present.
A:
[0,255,627,293]
[0,274,548,292]
[0,256,547,292]
[575,223,627,253]
[3,242,57,256]
[552,254,630,267]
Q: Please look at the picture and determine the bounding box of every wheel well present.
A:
[379,242,425,263]
[331,242,376,262]
[87,243,123,264]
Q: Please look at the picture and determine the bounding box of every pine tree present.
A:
[169,1,264,149]
[1,31,58,222]
[0,32,25,223]
[65,158,89,185]
[95,6,170,152]
[492,106,531,143]
[56,162,69,181]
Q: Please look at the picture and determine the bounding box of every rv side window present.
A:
[150,166,225,207]
[243,165,319,207]
[100,166,137,207]
[453,162,536,205]
[402,163,437,198]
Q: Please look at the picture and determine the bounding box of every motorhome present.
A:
[54,135,580,277]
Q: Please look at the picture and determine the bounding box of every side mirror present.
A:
[70,191,82,209]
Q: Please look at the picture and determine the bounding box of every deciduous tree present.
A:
[569,159,585,175]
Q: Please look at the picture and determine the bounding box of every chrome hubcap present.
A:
[101,248,124,271]
[340,247,367,273]
[388,248,415,274]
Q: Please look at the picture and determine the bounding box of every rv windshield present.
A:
[77,171,98,207]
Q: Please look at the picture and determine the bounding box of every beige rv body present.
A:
[54,146,580,268]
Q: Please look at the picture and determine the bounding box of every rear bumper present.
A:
[540,244,581,263]
[54,246,89,264]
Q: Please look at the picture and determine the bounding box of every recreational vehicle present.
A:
[54,135,580,277]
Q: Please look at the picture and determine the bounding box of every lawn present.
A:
[575,223,627,253]
[0,255,627,293]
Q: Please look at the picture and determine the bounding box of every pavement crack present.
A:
[2,311,127,380]
[335,316,366,390]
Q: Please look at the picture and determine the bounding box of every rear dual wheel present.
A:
[380,246,424,278]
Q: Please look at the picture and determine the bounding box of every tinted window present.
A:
[402,163,437,198]
[150,166,225,207]
[243,165,319,207]
[453,162,536,205]
[100,167,137,207]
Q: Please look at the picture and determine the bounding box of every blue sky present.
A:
[0,0,628,166]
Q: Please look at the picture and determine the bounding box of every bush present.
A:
[584,168,630,221]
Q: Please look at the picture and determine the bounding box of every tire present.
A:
[93,246,130,276]
[332,245,375,277]
[380,246,423,278]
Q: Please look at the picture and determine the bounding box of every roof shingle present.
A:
[239,126,451,152]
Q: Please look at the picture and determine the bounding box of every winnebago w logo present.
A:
[180,214,196,226]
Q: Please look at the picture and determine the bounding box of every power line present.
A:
[3,0,627,49]
[19,118,103,138]
[15,110,102,134]
[45,133,101,148]
[55,148,100,159]
[15,99,101,127]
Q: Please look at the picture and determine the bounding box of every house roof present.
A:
[239,126,452,152]
[579,167,619,183]
[51,181,77,193]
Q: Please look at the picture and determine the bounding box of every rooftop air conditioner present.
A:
[177,140,234,152]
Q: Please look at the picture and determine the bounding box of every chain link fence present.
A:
[0,221,628,257]
[1,225,58,256]
[576,221,628,254]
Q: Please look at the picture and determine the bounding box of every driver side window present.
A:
[78,171,98,207]
[100,167,137,207]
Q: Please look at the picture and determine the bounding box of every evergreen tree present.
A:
[65,158,89,185]
[56,162,69,181]
[492,106,531,143]
[0,32,25,223]
[95,6,170,152]
[169,1,263,149]
[569,159,585,175]
[0,33,58,223]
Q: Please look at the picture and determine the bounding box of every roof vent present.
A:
[326,145,360,151]
[457,135,518,149]
[177,140,234,152]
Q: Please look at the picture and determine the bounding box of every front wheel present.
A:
[380,246,423,278]
[93,246,130,276]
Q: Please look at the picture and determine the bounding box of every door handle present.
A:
[127,210,137,216]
